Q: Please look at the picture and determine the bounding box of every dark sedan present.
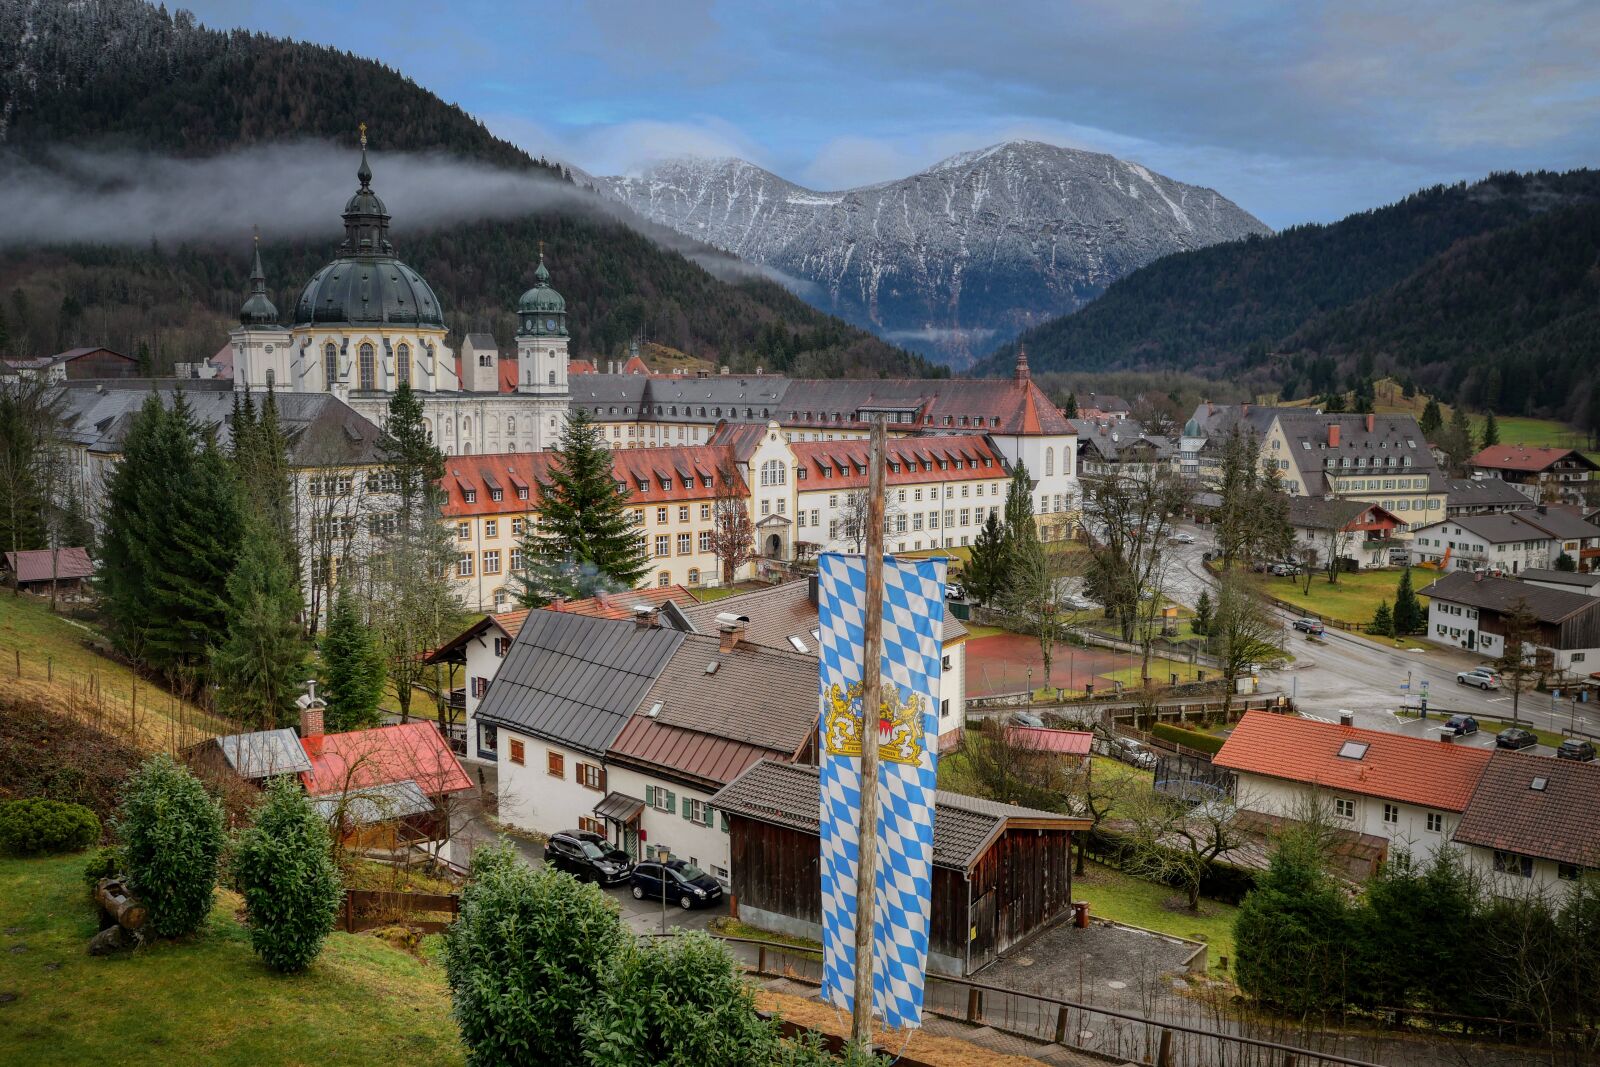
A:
[630,859,724,910]
[1495,727,1538,751]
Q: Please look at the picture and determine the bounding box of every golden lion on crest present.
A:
[823,680,926,765]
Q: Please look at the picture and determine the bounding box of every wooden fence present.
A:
[340,889,459,934]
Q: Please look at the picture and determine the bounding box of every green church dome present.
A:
[517,254,566,314]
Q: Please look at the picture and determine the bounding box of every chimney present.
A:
[633,604,659,629]
[300,705,324,738]
[1327,424,1341,448]
[1338,710,1354,728]
[715,611,748,652]
[808,574,820,606]
[1365,413,1375,433]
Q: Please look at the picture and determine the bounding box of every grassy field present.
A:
[0,852,465,1067]
[1251,568,1415,627]
[0,594,226,750]
[1073,860,1238,975]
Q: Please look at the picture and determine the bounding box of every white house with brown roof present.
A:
[1453,750,1600,894]
[469,608,820,888]
[1420,571,1600,670]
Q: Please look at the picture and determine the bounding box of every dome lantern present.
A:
[239,232,279,326]
[516,245,568,337]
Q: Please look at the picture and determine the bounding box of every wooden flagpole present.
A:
[851,415,889,1048]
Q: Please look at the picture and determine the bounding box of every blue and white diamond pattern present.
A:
[817,552,945,1031]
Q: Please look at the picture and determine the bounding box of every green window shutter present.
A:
[702,804,714,827]
[645,785,655,807]
[666,790,676,814]
[681,796,693,821]
[720,812,730,833]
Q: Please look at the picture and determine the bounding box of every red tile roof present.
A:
[1214,711,1491,812]
[549,586,698,621]
[1472,445,1598,473]
[777,377,1074,436]
[299,722,474,798]
[4,547,93,584]
[790,434,1007,491]
[568,359,598,375]
[439,445,746,517]
[1005,726,1092,755]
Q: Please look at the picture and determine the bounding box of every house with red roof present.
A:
[1472,445,1598,505]
[1214,711,1492,854]
[299,719,475,851]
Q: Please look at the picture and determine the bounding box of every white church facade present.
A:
[227,133,569,454]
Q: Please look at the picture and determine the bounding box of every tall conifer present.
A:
[321,587,386,732]
[515,408,645,605]
[215,519,308,728]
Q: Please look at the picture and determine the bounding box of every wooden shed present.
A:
[711,759,1088,976]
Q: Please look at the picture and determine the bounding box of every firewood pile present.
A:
[88,878,149,955]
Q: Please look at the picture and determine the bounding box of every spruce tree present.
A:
[1419,397,1443,439]
[1062,392,1079,419]
[100,392,244,683]
[1234,830,1352,1014]
[965,511,1008,606]
[1002,461,1035,544]
[214,519,309,729]
[515,408,645,605]
[321,588,386,732]
[1369,599,1394,638]
[1192,589,1212,636]
[1392,568,1423,635]
[380,382,444,526]
[1481,410,1500,448]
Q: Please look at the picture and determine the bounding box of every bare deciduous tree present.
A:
[708,460,755,585]
[1208,572,1283,717]
[1001,539,1085,692]
[1121,786,1253,912]
[1081,468,1190,642]
[839,488,902,553]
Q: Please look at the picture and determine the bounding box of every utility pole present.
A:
[851,415,888,1050]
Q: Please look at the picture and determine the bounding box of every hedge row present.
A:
[1151,723,1226,755]
[1087,825,1258,905]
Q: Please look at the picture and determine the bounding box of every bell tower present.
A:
[231,232,292,393]
[515,246,570,399]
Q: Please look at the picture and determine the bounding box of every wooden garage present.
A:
[711,759,1087,975]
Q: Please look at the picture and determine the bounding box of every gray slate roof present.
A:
[1420,572,1600,625]
[1419,513,1560,545]
[1443,477,1529,510]
[1272,412,1437,494]
[1518,568,1600,589]
[710,759,1081,870]
[1287,496,1375,531]
[463,332,498,350]
[473,610,685,756]
[212,728,313,779]
[312,779,433,826]
[52,380,388,467]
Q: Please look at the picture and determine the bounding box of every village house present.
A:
[1071,417,1177,483]
[1471,445,1598,505]
[1213,711,1492,856]
[471,609,820,887]
[1452,750,1600,894]
[1287,497,1405,571]
[1258,412,1446,532]
[1407,513,1560,574]
[1443,476,1531,517]
[1178,402,1299,486]
[3,548,95,595]
[1420,571,1600,672]
[711,759,1088,975]
[1518,569,1600,597]
[666,577,970,752]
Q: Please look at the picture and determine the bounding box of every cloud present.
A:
[485,113,767,180]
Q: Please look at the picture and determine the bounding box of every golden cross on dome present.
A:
[252,224,259,245]
[538,239,545,257]
[358,122,368,148]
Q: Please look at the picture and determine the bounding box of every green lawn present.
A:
[0,853,464,1067]
[0,594,227,747]
[1073,860,1238,975]
[1252,568,1415,627]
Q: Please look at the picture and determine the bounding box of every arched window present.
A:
[462,443,472,454]
[396,343,411,387]
[548,370,556,385]
[687,568,700,585]
[323,342,337,389]
[264,369,275,389]
[658,571,671,588]
[760,460,786,487]
[1044,447,1054,477]
[422,418,433,442]
[463,416,472,436]
[358,343,375,390]
[507,416,516,435]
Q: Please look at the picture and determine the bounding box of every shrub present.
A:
[0,798,100,855]
[443,843,627,1066]
[233,776,344,972]
[83,845,125,893]
[580,933,780,1066]
[1234,830,1353,1014]
[1150,723,1225,755]
[116,754,226,937]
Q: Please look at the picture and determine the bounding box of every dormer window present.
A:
[490,488,503,502]
[464,488,477,503]
[517,487,529,500]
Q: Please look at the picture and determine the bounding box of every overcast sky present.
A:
[185,0,1600,228]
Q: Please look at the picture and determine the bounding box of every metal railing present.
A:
[698,934,1394,1067]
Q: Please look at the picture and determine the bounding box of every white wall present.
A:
[1237,772,1461,850]
[605,765,734,886]
[495,731,610,836]
[1463,845,1586,897]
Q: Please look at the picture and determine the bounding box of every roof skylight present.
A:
[1337,741,1370,760]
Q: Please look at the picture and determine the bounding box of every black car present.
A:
[631,859,724,909]
[544,829,633,885]
[1556,738,1596,762]
[1495,727,1538,751]
[1442,714,1479,737]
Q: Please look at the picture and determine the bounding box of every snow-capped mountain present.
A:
[600,141,1271,367]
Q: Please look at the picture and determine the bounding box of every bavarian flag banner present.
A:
[816,552,946,1031]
